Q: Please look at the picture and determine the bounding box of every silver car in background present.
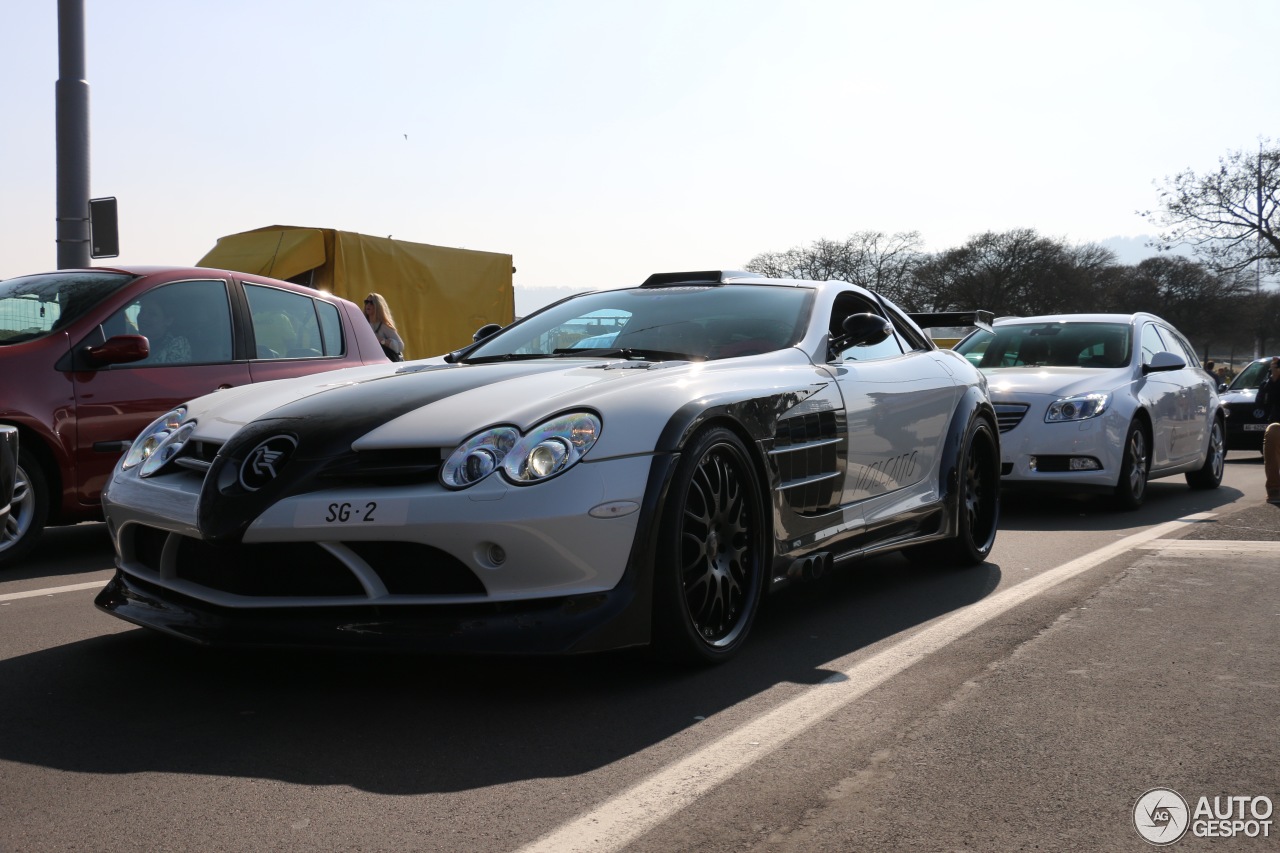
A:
[954,313,1225,509]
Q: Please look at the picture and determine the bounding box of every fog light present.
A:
[1069,457,1101,471]
[487,543,507,566]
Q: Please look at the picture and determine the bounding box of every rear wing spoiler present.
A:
[906,310,994,333]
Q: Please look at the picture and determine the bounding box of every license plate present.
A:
[293,497,409,527]
[1243,424,1266,432]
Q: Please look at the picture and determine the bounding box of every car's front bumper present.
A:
[94,566,651,654]
[995,404,1125,490]
[98,452,666,653]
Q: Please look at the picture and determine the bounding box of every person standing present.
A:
[1258,357,1280,504]
[363,292,405,361]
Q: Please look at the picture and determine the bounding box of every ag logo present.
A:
[238,435,297,492]
[1134,787,1189,845]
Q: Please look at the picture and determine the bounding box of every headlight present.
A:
[440,426,520,488]
[441,413,602,489]
[502,412,601,484]
[121,407,190,473]
[1045,393,1111,422]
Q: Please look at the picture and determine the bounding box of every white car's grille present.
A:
[994,403,1030,433]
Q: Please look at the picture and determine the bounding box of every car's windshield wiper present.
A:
[463,352,577,364]
[561,347,696,361]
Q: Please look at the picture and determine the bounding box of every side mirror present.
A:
[1142,350,1186,375]
[85,334,150,367]
[831,313,893,354]
[472,323,503,343]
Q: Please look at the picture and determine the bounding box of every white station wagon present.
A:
[953,313,1225,509]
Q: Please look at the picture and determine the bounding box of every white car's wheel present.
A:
[1113,420,1151,510]
[652,427,766,665]
[1186,417,1225,490]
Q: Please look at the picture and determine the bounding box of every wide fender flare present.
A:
[608,386,830,632]
[934,386,999,532]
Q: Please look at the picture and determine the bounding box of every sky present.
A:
[2,0,1276,314]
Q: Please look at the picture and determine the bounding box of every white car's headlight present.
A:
[502,412,601,484]
[441,412,602,489]
[121,407,191,473]
[440,426,519,488]
[1045,393,1111,422]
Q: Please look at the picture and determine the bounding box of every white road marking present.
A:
[0,580,107,603]
[1137,540,1280,554]
[516,514,1212,853]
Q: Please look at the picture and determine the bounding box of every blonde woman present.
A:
[363,292,405,361]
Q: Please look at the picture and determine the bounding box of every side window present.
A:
[245,284,332,359]
[1163,327,1199,369]
[316,300,345,356]
[1139,323,1168,364]
[830,292,904,362]
[106,279,232,365]
[881,302,930,352]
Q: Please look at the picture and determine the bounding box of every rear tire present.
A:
[652,427,766,665]
[0,448,50,569]
[1186,417,1225,490]
[905,416,1000,566]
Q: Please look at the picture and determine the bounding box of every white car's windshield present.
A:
[465,284,814,363]
[955,322,1132,369]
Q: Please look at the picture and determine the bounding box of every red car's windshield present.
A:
[0,272,136,344]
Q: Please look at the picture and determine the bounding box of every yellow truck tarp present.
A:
[198,226,514,360]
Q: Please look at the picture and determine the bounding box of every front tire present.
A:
[1113,420,1151,510]
[0,448,50,569]
[1185,417,1225,490]
[652,427,766,665]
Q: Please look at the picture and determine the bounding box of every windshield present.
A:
[0,272,136,344]
[1229,359,1275,390]
[465,284,814,363]
[954,322,1132,369]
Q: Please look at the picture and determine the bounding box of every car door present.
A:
[241,282,354,383]
[1137,321,1189,469]
[827,293,958,515]
[72,278,248,505]
[1163,323,1214,463]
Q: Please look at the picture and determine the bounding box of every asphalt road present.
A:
[1,452,1276,852]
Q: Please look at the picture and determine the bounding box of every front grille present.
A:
[994,403,1030,433]
[127,525,485,599]
[173,439,222,473]
[175,539,365,597]
[320,447,443,486]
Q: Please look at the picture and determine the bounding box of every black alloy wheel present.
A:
[653,427,766,665]
[905,416,1000,566]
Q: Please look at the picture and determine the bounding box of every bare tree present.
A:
[909,229,1116,316]
[745,231,926,306]
[1103,256,1253,357]
[1142,139,1280,279]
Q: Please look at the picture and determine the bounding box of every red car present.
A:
[0,265,389,565]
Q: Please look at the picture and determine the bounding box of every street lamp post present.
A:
[55,0,91,269]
